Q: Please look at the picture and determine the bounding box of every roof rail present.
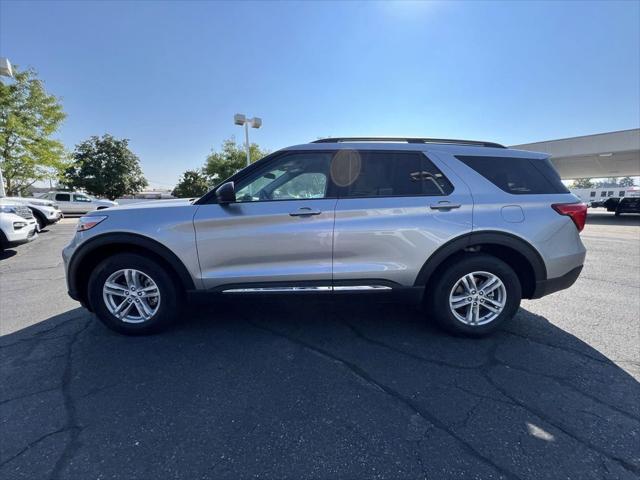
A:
[311,137,506,148]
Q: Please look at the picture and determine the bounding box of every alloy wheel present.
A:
[102,269,161,324]
[449,271,507,326]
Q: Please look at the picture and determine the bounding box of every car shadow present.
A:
[0,249,17,260]
[1,302,638,480]
[587,211,640,226]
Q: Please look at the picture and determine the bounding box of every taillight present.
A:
[552,203,587,232]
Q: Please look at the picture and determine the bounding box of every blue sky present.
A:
[1,0,639,188]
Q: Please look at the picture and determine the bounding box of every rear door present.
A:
[193,151,338,290]
[54,193,73,213]
[332,150,473,287]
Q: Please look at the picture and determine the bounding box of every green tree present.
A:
[204,137,268,184]
[619,177,636,187]
[172,169,210,198]
[63,134,147,200]
[595,177,620,188]
[570,178,595,189]
[0,67,67,195]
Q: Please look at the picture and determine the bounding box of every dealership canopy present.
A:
[511,129,640,179]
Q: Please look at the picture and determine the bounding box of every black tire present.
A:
[426,254,521,336]
[87,253,181,335]
[33,210,46,231]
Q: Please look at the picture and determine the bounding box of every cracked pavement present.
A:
[1,213,639,479]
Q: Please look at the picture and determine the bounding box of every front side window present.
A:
[590,191,596,197]
[55,193,71,202]
[74,194,92,202]
[234,152,332,202]
[608,191,614,197]
[601,191,607,197]
[455,156,569,195]
[334,151,454,198]
[619,191,625,197]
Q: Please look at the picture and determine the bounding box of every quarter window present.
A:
[590,192,596,197]
[336,151,453,198]
[455,156,569,195]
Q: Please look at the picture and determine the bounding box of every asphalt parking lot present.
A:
[1,213,639,480]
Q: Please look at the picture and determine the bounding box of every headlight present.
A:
[0,205,18,214]
[13,221,27,229]
[77,215,108,232]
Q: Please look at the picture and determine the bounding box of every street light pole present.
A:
[234,113,262,167]
[244,121,251,167]
[0,57,14,197]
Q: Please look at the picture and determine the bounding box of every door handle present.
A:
[289,207,322,217]
[430,202,461,210]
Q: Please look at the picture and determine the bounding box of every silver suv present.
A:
[63,137,587,336]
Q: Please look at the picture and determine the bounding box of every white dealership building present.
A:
[512,128,640,180]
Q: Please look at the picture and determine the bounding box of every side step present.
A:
[222,285,392,294]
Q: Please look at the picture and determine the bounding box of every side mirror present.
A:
[216,181,236,204]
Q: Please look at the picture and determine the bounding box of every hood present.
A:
[96,198,118,205]
[0,198,21,208]
[3,196,56,207]
[98,198,193,212]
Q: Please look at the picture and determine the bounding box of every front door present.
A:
[70,193,94,213]
[193,151,338,290]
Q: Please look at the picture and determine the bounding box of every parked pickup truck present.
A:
[39,191,117,214]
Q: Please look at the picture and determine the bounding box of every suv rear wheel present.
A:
[88,253,180,335]
[427,254,521,336]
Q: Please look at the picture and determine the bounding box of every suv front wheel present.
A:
[88,253,180,335]
[427,254,521,336]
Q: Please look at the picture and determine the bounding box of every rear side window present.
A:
[55,193,70,202]
[455,156,569,195]
[335,151,454,197]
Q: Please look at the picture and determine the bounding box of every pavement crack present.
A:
[459,399,483,429]
[501,330,613,366]
[340,319,481,371]
[245,318,521,480]
[341,319,516,407]
[0,428,70,468]
[337,322,638,421]
[48,320,91,480]
[77,382,122,399]
[0,314,85,348]
[495,362,640,423]
[0,385,61,406]
[481,341,640,476]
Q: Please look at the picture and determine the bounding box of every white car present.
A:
[40,191,118,214]
[3,196,63,230]
[0,199,38,251]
